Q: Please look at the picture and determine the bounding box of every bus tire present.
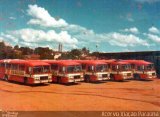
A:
[4,75,8,81]
[137,75,141,80]
[85,75,90,83]
[57,77,61,84]
[24,77,28,84]
[110,74,114,81]
[134,74,140,80]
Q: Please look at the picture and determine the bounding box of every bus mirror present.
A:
[91,66,94,71]
[142,65,144,70]
[116,65,119,69]
[29,67,32,74]
[62,67,65,72]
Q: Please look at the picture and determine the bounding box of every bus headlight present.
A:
[69,76,74,79]
[34,77,40,80]
[98,74,102,77]
[48,75,52,79]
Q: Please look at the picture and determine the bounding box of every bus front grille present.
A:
[152,73,156,76]
[74,75,80,79]
[102,74,108,78]
[127,73,131,76]
[40,76,48,80]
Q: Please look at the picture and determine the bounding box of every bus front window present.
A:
[67,65,82,73]
[137,66,144,71]
[33,66,43,74]
[145,64,154,70]
[121,64,131,71]
[44,66,50,73]
[96,64,108,72]
[75,65,82,72]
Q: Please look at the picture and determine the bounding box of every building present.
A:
[99,51,160,76]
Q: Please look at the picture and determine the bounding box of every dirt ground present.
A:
[0,79,160,111]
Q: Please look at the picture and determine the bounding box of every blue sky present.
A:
[0,0,160,52]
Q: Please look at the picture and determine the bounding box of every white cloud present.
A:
[63,24,94,35]
[127,17,134,22]
[74,31,149,48]
[104,32,149,47]
[135,0,160,3]
[148,26,159,34]
[0,28,78,49]
[123,27,139,34]
[9,17,16,20]
[27,4,68,28]
[146,33,160,42]
[0,4,152,52]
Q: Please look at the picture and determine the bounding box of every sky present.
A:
[0,0,160,52]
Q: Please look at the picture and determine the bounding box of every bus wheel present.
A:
[137,75,141,80]
[85,75,90,83]
[134,74,140,80]
[57,77,61,84]
[24,77,28,84]
[110,74,114,81]
[4,75,8,81]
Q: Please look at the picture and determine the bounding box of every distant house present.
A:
[54,52,62,60]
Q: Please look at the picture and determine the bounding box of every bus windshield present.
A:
[66,65,82,73]
[145,64,154,70]
[121,64,131,71]
[96,64,108,72]
[33,66,50,74]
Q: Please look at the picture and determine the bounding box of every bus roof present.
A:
[121,60,152,65]
[110,61,130,65]
[43,60,81,66]
[0,59,50,66]
[76,60,108,65]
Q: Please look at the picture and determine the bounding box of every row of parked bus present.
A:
[0,59,157,85]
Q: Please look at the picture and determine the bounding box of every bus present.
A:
[109,61,133,81]
[76,60,110,82]
[43,60,84,84]
[0,59,52,84]
[122,60,157,80]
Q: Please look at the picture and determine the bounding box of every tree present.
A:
[70,49,82,59]
[82,47,89,55]
[34,47,54,59]
[14,45,19,50]
[19,47,33,55]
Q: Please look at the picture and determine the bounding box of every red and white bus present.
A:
[122,60,157,80]
[43,60,84,84]
[76,60,110,82]
[0,59,52,84]
[109,61,133,81]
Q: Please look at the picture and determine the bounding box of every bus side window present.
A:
[137,66,141,71]
[88,65,94,72]
[59,66,65,73]
[1,63,5,68]
[59,67,62,73]
[12,64,18,70]
[26,67,32,74]
[112,65,116,71]
[0,63,2,68]
[6,64,11,69]
[19,64,25,71]
[82,64,86,70]
[51,64,58,71]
